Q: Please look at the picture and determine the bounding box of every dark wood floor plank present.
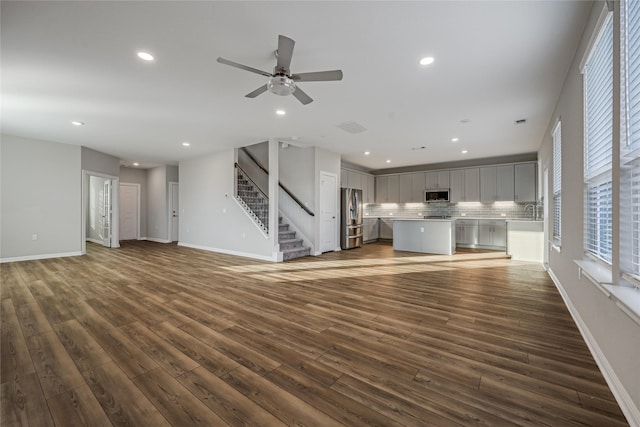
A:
[120,321,200,377]
[177,366,286,427]
[83,361,171,427]
[0,241,629,426]
[1,373,55,427]
[1,299,35,384]
[25,330,86,398]
[46,383,112,427]
[52,319,112,373]
[133,367,230,426]
[221,365,344,426]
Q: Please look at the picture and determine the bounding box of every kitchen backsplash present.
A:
[364,201,540,219]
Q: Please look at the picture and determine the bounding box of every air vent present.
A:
[336,121,367,134]
[515,118,527,125]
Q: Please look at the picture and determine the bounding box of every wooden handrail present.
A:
[240,147,315,217]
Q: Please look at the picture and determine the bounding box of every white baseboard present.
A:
[548,268,640,427]
[178,242,278,262]
[0,251,83,264]
[144,237,171,244]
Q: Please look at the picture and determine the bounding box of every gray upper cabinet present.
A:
[412,172,426,202]
[425,170,450,189]
[375,175,388,203]
[514,163,537,202]
[347,170,362,190]
[464,168,480,201]
[450,170,465,203]
[480,165,514,201]
[399,174,413,203]
[387,175,400,202]
[364,174,375,204]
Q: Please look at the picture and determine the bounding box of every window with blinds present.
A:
[583,12,613,264]
[621,0,640,278]
[553,122,562,241]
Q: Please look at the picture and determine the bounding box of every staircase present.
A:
[279,217,311,261]
[236,166,311,261]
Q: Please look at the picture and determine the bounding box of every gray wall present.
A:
[81,146,120,176]
[0,134,82,260]
[147,165,168,241]
[119,166,148,238]
[314,147,342,252]
[178,149,276,260]
[280,144,315,211]
[539,1,640,418]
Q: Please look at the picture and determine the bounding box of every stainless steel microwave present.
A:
[425,189,450,202]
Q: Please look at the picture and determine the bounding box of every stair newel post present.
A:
[268,138,281,258]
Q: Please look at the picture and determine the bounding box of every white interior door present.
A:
[319,172,338,252]
[119,184,139,240]
[170,182,179,242]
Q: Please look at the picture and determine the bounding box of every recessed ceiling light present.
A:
[137,51,154,61]
[276,110,286,116]
[364,151,370,155]
[451,137,459,142]
[133,162,139,166]
[419,57,435,66]
[71,121,84,126]
[461,150,468,154]
[182,142,190,147]
[386,159,391,163]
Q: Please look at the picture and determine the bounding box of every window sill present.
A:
[574,259,640,326]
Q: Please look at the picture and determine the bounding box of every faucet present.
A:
[524,203,537,220]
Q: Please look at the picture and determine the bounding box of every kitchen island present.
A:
[393,218,455,255]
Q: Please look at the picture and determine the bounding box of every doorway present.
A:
[319,171,338,253]
[82,170,119,253]
[119,183,140,240]
[169,181,179,242]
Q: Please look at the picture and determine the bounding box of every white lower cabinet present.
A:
[478,219,506,249]
[363,218,379,242]
[379,218,393,240]
[455,219,479,247]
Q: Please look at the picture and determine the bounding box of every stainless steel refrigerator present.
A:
[341,188,363,249]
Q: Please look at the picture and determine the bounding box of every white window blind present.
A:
[621,0,640,278]
[553,122,562,240]
[584,13,613,263]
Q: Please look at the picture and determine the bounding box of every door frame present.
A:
[119,182,141,241]
[81,170,120,254]
[318,171,339,254]
[168,181,179,243]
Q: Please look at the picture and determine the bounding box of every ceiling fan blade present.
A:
[290,70,343,82]
[276,35,295,73]
[292,87,313,105]
[245,85,269,98]
[217,57,273,77]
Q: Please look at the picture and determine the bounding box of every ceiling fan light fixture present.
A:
[267,76,296,96]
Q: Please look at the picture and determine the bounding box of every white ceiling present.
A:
[1,1,592,171]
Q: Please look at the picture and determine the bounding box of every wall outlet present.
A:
[461,213,466,217]
[32,234,38,241]
[420,227,424,233]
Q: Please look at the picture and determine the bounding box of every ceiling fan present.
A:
[217,35,343,105]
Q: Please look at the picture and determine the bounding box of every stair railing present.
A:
[235,163,269,234]
[240,147,315,217]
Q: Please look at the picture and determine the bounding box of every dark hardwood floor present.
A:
[1,241,629,426]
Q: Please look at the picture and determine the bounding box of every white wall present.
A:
[119,166,147,237]
[0,134,82,261]
[178,149,277,260]
[538,2,640,422]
